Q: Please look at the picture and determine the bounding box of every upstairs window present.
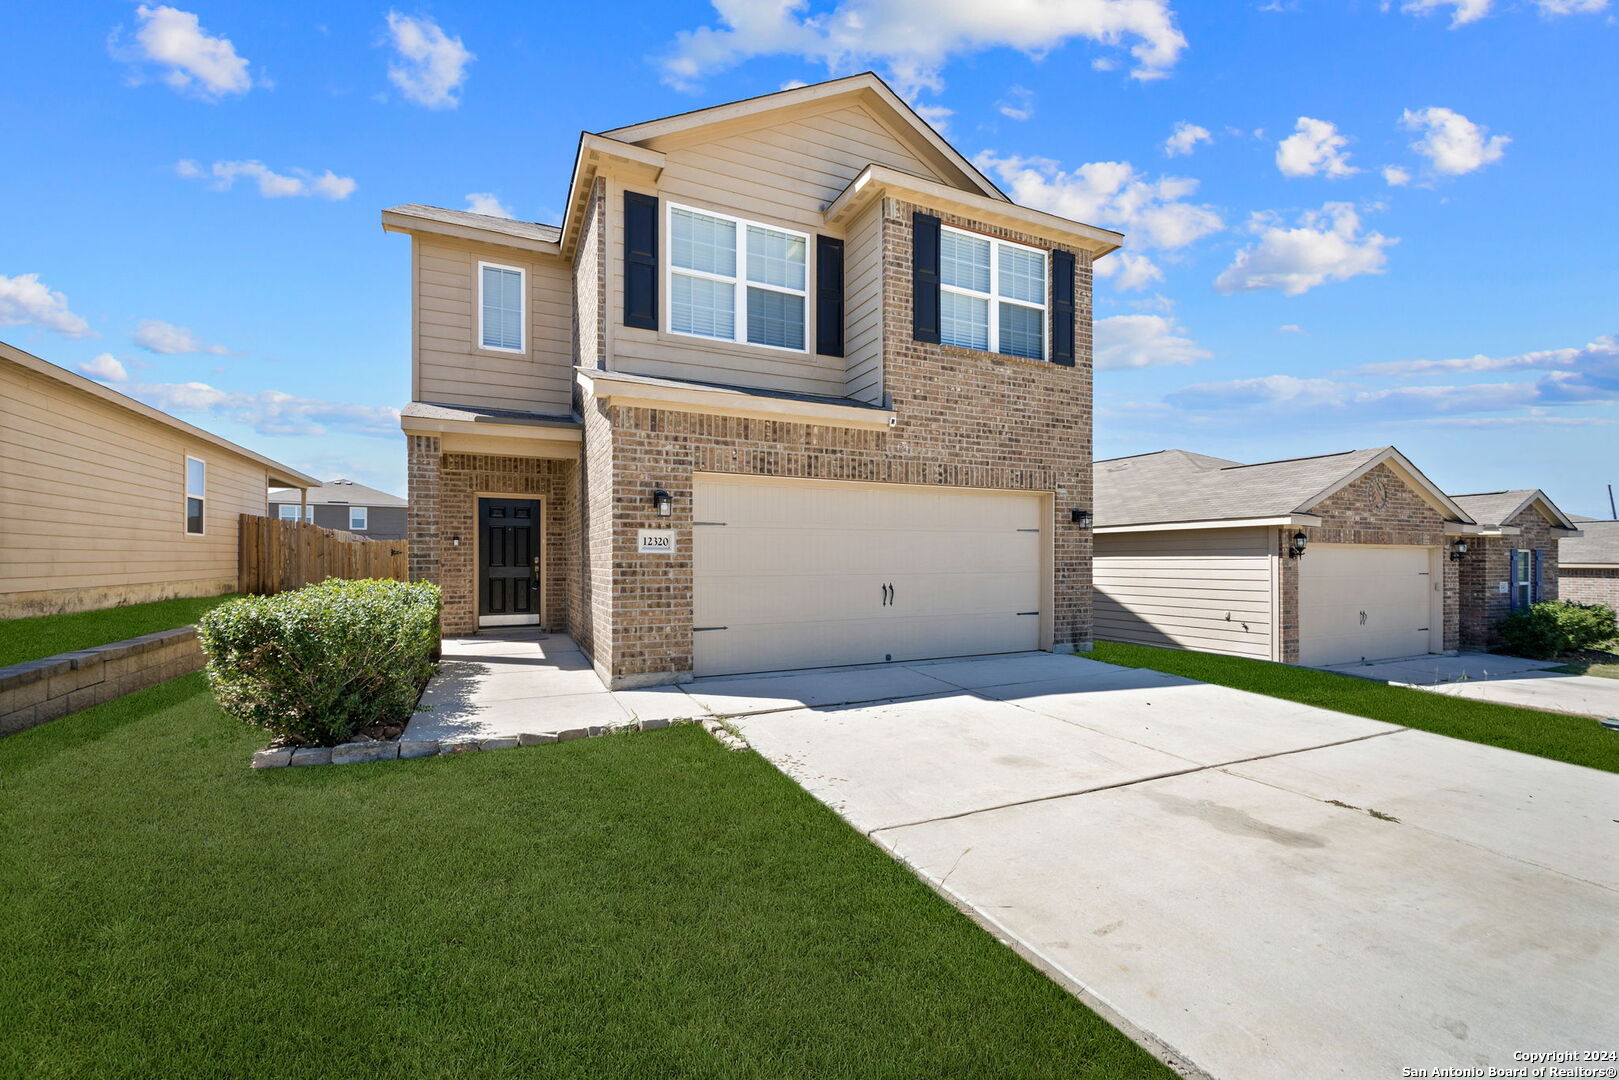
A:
[939,226,1047,361]
[349,506,368,531]
[669,204,807,352]
[479,262,525,352]
[184,457,206,535]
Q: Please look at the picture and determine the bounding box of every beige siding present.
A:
[1094,528,1275,658]
[842,197,884,403]
[415,236,574,414]
[0,362,274,616]
[608,100,945,397]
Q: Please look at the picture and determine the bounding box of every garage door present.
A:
[692,475,1043,676]
[1298,545,1435,666]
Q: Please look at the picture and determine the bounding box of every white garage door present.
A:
[1299,545,1436,666]
[692,475,1043,676]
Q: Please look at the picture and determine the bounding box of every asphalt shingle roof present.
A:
[268,479,406,508]
[1448,490,1540,528]
[1561,520,1619,565]
[386,204,561,244]
[1093,447,1398,528]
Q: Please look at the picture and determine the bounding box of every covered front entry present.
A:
[477,497,541,627]
[1298,544,1436,666]
[691,474,1044,676]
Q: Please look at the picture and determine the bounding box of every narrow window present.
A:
[185,457,206,535]
[479,262,525,352]
[939,225,1047,360]
[668,204,807,351]
[278,504,299,522]
[1510,549,1533,610]
[350,506,368,531]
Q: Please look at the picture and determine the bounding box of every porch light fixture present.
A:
[1071,508,1092,527]
[1450,538,1469,561]
[1289,531,1309,558]
[652,488,672,518]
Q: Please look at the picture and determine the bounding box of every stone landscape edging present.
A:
[250,713,749,769]
[0,626,204,737]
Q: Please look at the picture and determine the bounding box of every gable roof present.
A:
[382,203,562,254]
[1560,520,1619,565]
[268,479,406,508]
[601,72,1006,203]
[1,340,318,489]
[1094,446,1472,530]
[1448,489,1579,531]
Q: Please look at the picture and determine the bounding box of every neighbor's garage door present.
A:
[1298,544,1435,666]
[692,475,1043,676]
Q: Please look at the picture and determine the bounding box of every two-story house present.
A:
[385,73,1120,688]
[267,479,408,540]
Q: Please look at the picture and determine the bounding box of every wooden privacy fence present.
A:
[238,514,409,596]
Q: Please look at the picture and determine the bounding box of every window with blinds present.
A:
[939,225,1047,361]
[668,203,807,352]
[479,262,525,352]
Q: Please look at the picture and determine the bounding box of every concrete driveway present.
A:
[712,651,1619,1080]
[1323,651,1619,723]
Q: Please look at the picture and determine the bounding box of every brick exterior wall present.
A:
[1458,511,1562,648]
[408,442,577,635]
[1561,567,1619,608]
[573,195,1095,686]
[1275,462,1461,663]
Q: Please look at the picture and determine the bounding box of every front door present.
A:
[478,498,541,627]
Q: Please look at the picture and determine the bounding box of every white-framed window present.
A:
[277,504,314,523]
[184,456,206,536]
[349,506,368,531]
[939,225,1047,361]
[1510,549,1537,610]
[478,261,525,353]
[667,202,808,352]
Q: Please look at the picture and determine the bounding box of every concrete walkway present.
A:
[719,652,1619,1080]
[1322,651,1619,721]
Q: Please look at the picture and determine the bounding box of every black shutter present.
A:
[1050,249,1076,367]
[911,211,941,343]
[815,235,844,357]
[623,191,658,330]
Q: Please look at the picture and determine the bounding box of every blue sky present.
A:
[4,1,1616,515]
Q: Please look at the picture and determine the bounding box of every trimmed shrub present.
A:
[198,578,441,746]
[1497,600,1618,660]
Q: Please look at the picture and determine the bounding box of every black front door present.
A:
[478,498,540,624]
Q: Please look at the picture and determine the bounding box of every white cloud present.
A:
[1533,0,1608,12]
[660,0,1188,95]
[1275,117,1358,178]
[178,159,356,200]
[998,85,1036,121]
[123,4,253,99]
[1214,202,1395,297]
[1400,0,1494,26]
[1382,165,1412,186]
[384,12,473,109]
[464,193,514,218]
[124,380,402,438]
[78,353,129,382]
[1163,121,1211,157]
[1096,314,1210,369]
[1277,323,1305,334]
[977,153,1222,251]
[1093,251,1164,291]
[914,103,953,134]
[0,273,95,338]
[1358,334,1617,379]
[1399,106,1508,176]
[133,319,228,355]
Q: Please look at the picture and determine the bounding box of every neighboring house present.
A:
[267,479,408,540]
[1093,447,1479,666]
[1447,490,1582,648]
[1558,518,1619,610]
[385,73,1119,687]
[0,340,316,618]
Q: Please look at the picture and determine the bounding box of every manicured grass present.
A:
[0,594,236,668]
[1091,641,1619,774]
[1550,646,1619,681]
[0,675,1171,1080]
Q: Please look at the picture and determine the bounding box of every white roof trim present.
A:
[1094,514,1323,534]
[577,367,895,431]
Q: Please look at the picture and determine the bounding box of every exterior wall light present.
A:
[1450,538,1469,561]
[1289,531,1309,558]
[652,488,673,518]
[1071,508,1092,527]
[451,535,461,548]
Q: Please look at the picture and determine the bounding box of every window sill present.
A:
[931,341,1072,369]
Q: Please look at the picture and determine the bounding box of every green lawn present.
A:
[1550,645,1619,681]
[0,594,236,668]
[0,675,1170,1080]
[1091,641,1619,774]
